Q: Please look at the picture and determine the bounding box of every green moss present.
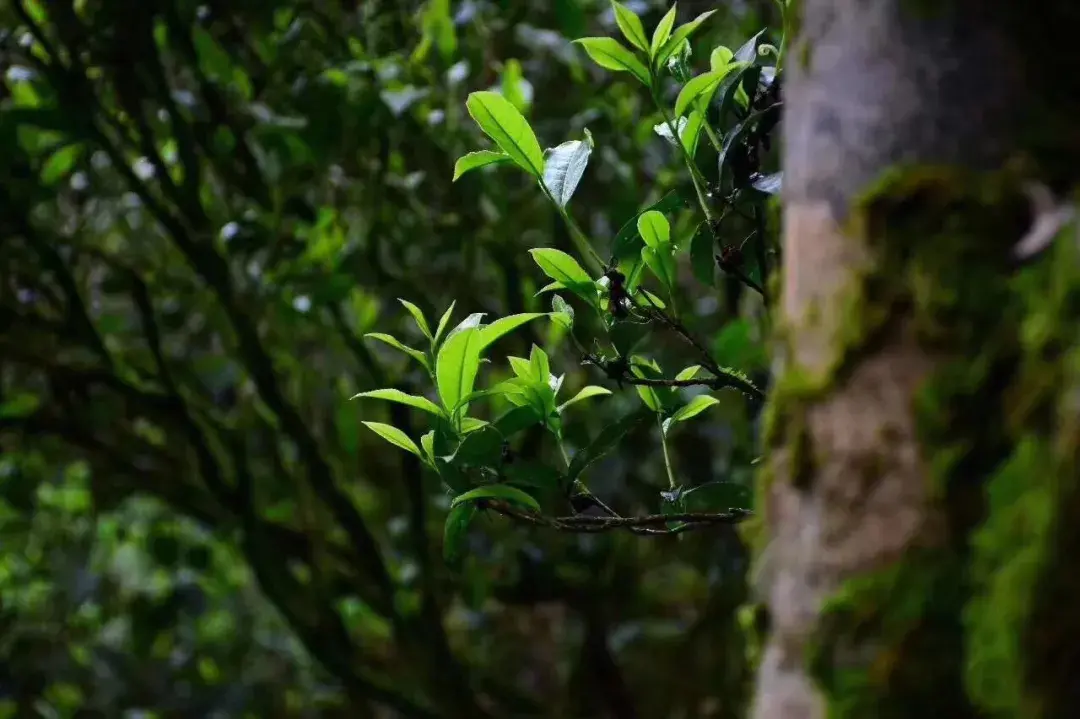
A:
[801,165,1035,716]
[964,438,1054,715]
[963,237,1080,718]
[759,163,1079,715]
[809,549,972,718]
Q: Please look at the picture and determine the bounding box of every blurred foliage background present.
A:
[0,0,780,716]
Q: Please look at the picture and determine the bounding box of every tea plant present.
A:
[351,1,787,563]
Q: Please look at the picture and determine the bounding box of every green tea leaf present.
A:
[452,150,513,180]
[733,29,766,63]
[508,355,536,381]
[655,10,717,69]
[444,313,486,344]
[674,69,725,117]
[451,484,542,513]
[682,109,704,158]
[640,289,667,309]
[637,210,671,249]
[460,417,489,434]
[568,409,651,480]
[351,388,445,417]
[492,405,543,438]
[464,91,545,177]
[479,313,546,351]
[529,344,551,383]
[557,385,612,413]
[689,221,714,285]
[675,365,703,380]
[436,326,483,415]
[670,394,720,424]
[649,4,678,61]
[611,1,649,52]
[635,383,663,412]
[433,301,457,347]
[361,421,422,457]
[543,133,592,207]
[574,37,650,85]
[612,191,688,260]
[398,299,432,339]
[642,245,676,291]
[529,248,592,287]
[363,333,431,370]
[551,294,574,330]
[683,481,751,511]
[443,503,476,567]
[710,45,734,70]
[421,430,437,465]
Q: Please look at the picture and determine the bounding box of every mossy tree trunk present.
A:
[751,2,1080,717]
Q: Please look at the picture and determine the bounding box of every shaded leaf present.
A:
[568,409,651,480]
[492,405,543,438]
[752,172,783,195]
[443,503,476,567]
[683,481,751,511]
[689,221,714,285]
[733,29,766,63]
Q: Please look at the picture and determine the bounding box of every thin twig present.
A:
[477,500,751,536]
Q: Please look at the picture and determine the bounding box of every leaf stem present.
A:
[541,183,605,274]
[658,414,678,490]
[651,85,714,224]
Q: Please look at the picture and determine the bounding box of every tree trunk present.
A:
[752,2,1080,717]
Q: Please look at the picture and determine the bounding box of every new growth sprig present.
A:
[351,2,785,564]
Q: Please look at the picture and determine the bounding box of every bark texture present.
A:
[752,2,1080,717]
